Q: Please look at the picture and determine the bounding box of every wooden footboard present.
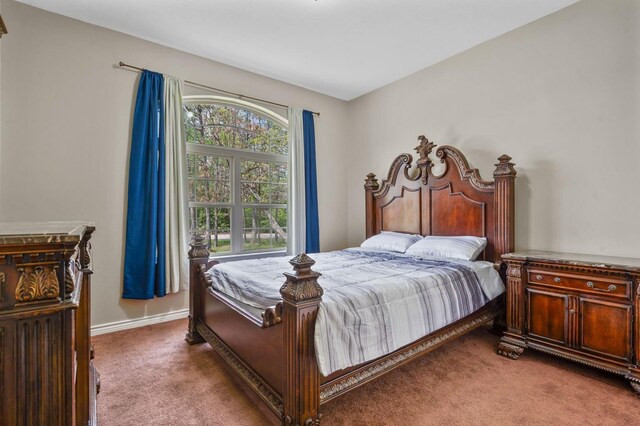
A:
[186,236,323,424]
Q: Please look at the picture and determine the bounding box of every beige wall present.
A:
[2,0,639,328]
[347,0,640,258]
[0,0,349,326]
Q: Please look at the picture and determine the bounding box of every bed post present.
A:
[186,235,209,345]
[493,154,516,265]
[364,173,379,239]
[280,254,323,426]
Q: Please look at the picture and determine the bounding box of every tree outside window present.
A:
[184,98,288,255]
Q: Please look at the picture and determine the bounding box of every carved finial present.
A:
[364,173,379,190]
[415,135,436,159]
[188,234,210,259]
[280,254,323,303]
[493,154,516,177]
[415,135,437,184]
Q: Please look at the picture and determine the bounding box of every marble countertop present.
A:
[503,250,640,272]
[0,221,94,245]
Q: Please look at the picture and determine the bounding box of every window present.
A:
[184,96,288,255]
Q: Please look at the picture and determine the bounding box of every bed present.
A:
[186,136,516,425]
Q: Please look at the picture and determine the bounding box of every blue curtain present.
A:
[123,70,167,299]
[303,110,320,253]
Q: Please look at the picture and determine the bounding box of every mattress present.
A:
[206,248,504,375]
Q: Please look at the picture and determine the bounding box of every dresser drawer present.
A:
[527,269,631,300]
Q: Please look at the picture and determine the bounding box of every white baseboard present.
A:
[91,309,189,336]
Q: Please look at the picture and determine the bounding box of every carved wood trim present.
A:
[262,302,283,328]
[497,341,525,360]
[319,306,500,403]
[504,262,524,333]
[196,321,284,416]
[525,262,638,279]
[370,154,414,199]
[435,146,494,191]
[527,342,628,376]
[79,226,96,271]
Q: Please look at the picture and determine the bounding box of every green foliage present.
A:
[184,104,287,154]
[185,101,289,253]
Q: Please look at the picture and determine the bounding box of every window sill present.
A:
[211,250,287,263]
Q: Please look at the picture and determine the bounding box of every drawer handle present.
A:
[535,275,543,280]
[586,281,617,292]
[553,277,561,283]
[569,308,575,314]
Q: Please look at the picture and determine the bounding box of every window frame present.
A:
[183,95,289,258]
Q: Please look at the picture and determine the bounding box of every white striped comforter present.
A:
[206,249,504,376]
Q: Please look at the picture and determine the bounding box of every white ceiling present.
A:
[17,0,580,100]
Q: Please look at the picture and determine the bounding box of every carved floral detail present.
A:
[15,265,60,302]
[262,302,283,328]
[414,135,436,185]
[506,264,522,278]
[196,322,283,415]
[414,135,436,160]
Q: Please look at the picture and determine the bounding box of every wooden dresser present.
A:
[497,250,640,395]
[0,222,97,425]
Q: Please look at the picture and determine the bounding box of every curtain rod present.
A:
[118,61,320,117]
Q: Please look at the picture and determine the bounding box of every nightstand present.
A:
[497,250,640,395]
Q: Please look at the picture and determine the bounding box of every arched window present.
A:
[183,96,288,255]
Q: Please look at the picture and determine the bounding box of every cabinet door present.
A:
[578,297,632,363]
[527,288,569,346]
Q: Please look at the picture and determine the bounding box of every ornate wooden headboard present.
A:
[364,136,516,264]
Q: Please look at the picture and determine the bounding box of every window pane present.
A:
[189,207,231,253]
[187,154,231,203]
[240,160,288,204]
[243,207,287,251]
[184,104,287,154]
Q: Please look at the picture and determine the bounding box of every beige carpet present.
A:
[93,318,639,425]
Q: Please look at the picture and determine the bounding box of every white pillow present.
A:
[405,236,487,261]
[360,231,423,253]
